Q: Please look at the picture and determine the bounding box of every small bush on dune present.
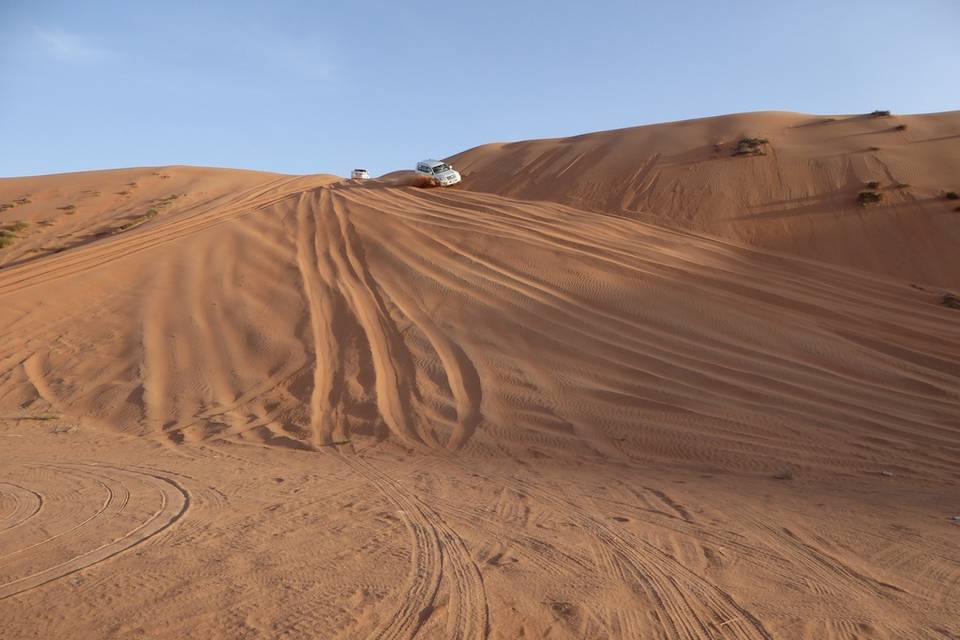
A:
[114,209,158,233]
[857,191,883,207]
[893,124,908,131]
[943,293,960,310]
[0,230,16,248]
[865,180,880,189]
[945,191,959,200]
[895,183,911,189]
[5,220,28,233]
[870,110,891,117]
[732,137,769,157]
[14,197,31,205]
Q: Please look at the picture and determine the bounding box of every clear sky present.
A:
[1,0,957,178]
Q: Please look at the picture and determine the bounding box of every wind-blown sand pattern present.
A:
[1,112,959,638]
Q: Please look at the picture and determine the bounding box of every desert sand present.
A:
[1,112,959,639]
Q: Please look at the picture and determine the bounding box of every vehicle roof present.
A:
[419,159,447,167]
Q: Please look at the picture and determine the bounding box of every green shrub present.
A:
[870,110,891,117]
[5,220,28,232]
[0,230,16,248]
[945,191,959,200]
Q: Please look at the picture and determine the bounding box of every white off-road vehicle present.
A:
[416,159,461,186]
[351,168,370,180]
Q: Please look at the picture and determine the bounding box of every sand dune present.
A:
[1,122,959,638]
[451,110,960,287]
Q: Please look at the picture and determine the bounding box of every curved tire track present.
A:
[336,454,488,640]
[0,462,190,600]
[0,483,43,535]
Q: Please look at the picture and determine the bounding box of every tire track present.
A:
[0,463,190,600]
[0,483,43,534]
[336,453,488,640]
[458,463,771,640]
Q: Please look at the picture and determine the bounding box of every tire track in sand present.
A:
[335,453,488,640]
[0,483,43,534]
[0,462,190,600]
[478,467,771,640]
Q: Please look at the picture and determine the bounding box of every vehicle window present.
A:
[432,164,450,174]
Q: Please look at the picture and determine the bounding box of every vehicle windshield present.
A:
[432,164,451,174]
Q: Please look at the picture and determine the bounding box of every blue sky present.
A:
[1,1,957,177]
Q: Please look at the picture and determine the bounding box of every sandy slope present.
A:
[1,155,959,638]
[451,110,960,287]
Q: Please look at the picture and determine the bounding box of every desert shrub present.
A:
[894,124,908,131]
[732,137,769,157]
[867,146,881,152]
[126,182,138,187]
[0,230,16,248]
[870,110,891,117]
[115,190,130,196]
[6,220,28,232]
[857,191,883,206]
[57,204,76,211]
[114,209,158,233]
[0,203,12,212]
[895,182,911,189]
[14,197,30,205]
[865,180,880,189]
[945,191,959,200]
[943,293,960,310]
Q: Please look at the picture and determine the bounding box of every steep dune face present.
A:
[450,111,960,287]
[1,172,958,479]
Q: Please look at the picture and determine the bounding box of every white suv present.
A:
[416,159,461,186]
